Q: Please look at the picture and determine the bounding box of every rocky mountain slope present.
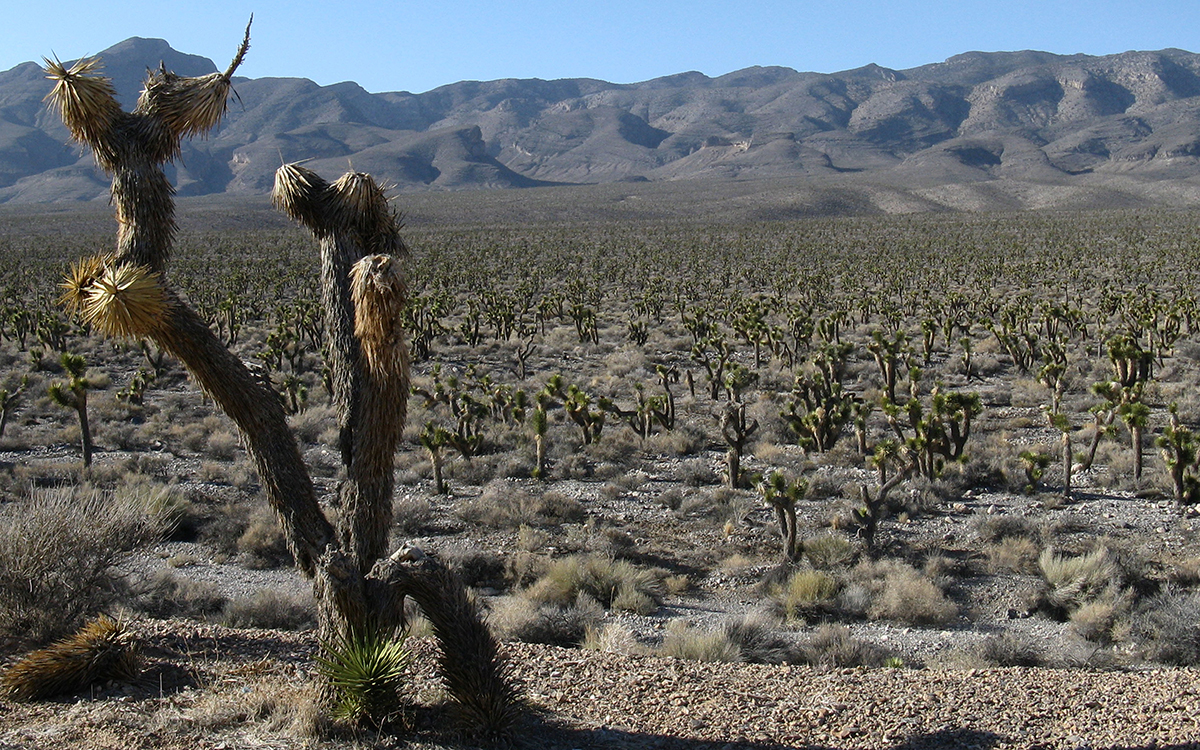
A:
[4,38,1200,206]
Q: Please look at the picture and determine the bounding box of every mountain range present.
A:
[4,37,1200,210]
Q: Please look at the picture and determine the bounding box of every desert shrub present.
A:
[525,554,665,614]
[657,488,684,510]
[679,459,719,486]
[391,494,433,536]
[970,632,1045,667]
[132,570,227,619]
[646,422,707,456]
[206,429,241,460]
[973,513,1040,543]
[288,404,336,444]
[552,451,594,480]
[1134,588,1200,666]
[236,506,293,569]
[223,589,316,630]
[852,560,958,626]
[516,524,550,552]
[679,486,754,524]
[799,625,889,668]
[584,427,643,465]
[1070,595,1133,644]
[488,592,602,647]
[659,620,740,663]
[446,454,502,486]
[457,480,585,528]
[1168,558,1200,587]
[582,622,641,654]
[773,569,839,622]
[803,533,855,569]
[1036,546,1123,619]
[591,526,637,558]
[440,545,506,590]
[722,612,796,664]
[0,483,170,644]
[984,536,1040,574]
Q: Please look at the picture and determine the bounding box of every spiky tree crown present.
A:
[273,165,407,257]
[61,255,168,339]
[43,57,123,164]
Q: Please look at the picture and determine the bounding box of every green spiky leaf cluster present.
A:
[316,627,412,726]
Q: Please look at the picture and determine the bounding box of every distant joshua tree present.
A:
[46,22,518,732]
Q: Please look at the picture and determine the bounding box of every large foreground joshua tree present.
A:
[47,24,518,732]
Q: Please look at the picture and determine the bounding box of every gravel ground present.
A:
[2,622,1199,750]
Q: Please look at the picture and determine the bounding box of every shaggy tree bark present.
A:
[45,25,518,733]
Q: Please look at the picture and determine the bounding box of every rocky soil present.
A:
[2,620,1199,750]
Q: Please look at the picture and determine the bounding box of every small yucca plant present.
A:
[315,626,412,727]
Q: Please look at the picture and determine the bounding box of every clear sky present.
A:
[5,1,1200,94]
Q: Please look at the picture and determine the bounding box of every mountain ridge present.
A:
[4,38,1200,212]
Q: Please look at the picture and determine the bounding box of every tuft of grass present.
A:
[132,570,227,619]
[1036,546,1123,618]
[940,633,1046,667]
[803,533,855,570]
[799,625,889,668]
[457,480,585,528]
[985,536,1040,574]
[659,620,740,663]
[487,592,602,647]
[722,611,796,664]
[526,554,665,614]
[236,507,293,569]
[852,560,958,626]
[774,570,839,622]
[1134,588,1200,666]
[582,622,641,654]
[223,590,315,630]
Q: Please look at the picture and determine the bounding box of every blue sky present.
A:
[5,1,1200,94]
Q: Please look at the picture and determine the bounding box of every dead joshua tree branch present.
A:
[45,27,519,732]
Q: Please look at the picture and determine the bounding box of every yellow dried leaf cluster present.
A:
[43,57,122,152]
[61,256,168,338]
[350,254,408,380]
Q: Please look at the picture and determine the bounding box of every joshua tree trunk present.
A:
[772,504,798,561]
[1061,430,1072,500]
[429,444,446,495]
[1133,424,1144,481]
[721,401,757,489]
[75,388,93,468]
[45,28,518,733]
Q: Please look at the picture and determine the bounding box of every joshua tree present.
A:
[0,376,28,437]
[45,28,517,731]
[530,403,550,480]
[758,470,805,561]
[1157,404,1200,506]
[720,400,758,489]
[48,354,96,467]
